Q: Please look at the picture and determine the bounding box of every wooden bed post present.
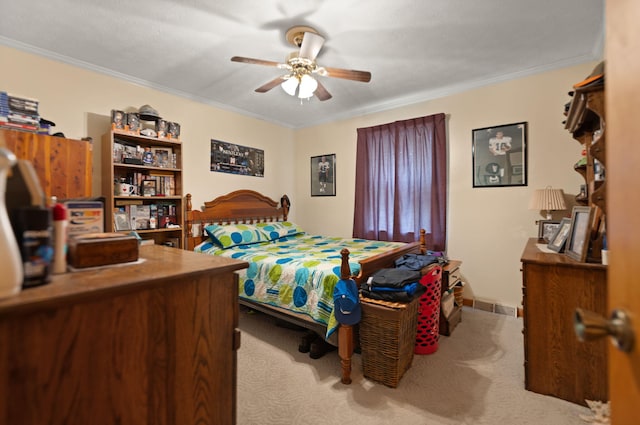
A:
[338,248,354,385]
[185,193,192,249]
[280,194,290,221]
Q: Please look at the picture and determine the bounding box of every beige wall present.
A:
[1,43,598,308]
[0,45,295,215]
[294,62,598,308]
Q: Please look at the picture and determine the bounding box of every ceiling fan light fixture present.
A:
[232,24,371,102]
[281,76,299,96]
[297,74,318,99]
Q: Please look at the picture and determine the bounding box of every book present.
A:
[66,200,104,235]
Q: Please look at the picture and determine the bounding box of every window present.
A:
[353,113,447,250]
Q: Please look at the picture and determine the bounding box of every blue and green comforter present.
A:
[195,233,406,337]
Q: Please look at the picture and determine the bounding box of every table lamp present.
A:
[529,186,567,220]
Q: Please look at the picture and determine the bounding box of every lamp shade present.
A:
[529,186,567,219]
[297,74,318,99]
[281,76,299,96]
[281,74,318,99]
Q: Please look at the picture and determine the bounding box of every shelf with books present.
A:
[102,130,183,248]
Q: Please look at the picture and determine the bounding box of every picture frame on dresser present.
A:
[538,219,561,243]
[547,217,572,253]
[565,206,594,262]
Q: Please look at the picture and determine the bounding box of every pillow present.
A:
[256,221,305,241]
[204,223,269,249]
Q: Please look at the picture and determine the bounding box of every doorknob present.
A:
[574,308,635,353]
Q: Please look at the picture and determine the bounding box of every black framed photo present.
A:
[311,154,336,196]
[547,217,572,253]
[142,180,156,197]
[472,122,527,188]
[538,219,561,243]
[565,206,594,262]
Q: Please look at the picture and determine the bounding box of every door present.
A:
[606,1,640,423]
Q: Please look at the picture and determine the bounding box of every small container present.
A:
[0,148,23,296]
[12,206,53,287]
[52,198,68,274]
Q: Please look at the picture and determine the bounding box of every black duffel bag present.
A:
[368,268,421,288]
[394,252,444,270]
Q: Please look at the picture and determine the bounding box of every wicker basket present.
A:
[359,296,420,388]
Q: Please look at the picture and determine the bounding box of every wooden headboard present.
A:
[184,190,290,250]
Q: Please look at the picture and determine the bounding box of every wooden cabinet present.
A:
[0,245,248,425]
[0,128,92,199]
[101,130,183,247]
[564,83,606,262]
[521,238,607,406]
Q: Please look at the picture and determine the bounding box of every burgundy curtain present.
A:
[353,113,447,251]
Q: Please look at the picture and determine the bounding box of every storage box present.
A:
[359,296,420,388]
[440,292,455,317]
[439,305,462,336]
[68,233,139,269]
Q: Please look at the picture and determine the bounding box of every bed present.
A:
[184,190,425,384]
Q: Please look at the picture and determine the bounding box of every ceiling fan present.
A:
[231,26,371,101]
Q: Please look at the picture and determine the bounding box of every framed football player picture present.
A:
[311,154,336,196]
[472,122,527,188]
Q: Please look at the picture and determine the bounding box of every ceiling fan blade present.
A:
[314,80,332,101]
[231,56,282,67]
[322,67,372,83]
[255,76,286,93]
[298,32,325,61]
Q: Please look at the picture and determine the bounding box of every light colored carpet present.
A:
[237,307,591,425]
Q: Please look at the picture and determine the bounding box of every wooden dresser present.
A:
[521,238,607,406]
[0,245,248,425]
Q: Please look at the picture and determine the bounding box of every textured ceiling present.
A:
[0,0,604,128]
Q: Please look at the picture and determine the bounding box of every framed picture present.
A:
[538,219,561,243]
[565,206,594,262]
[151,147,173,168]
[311,154,336,196]
[114,211,131,231]
[547,217,572,253]
[472,122,527,188]
[142,179,157,197]
[210,139,264,177]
